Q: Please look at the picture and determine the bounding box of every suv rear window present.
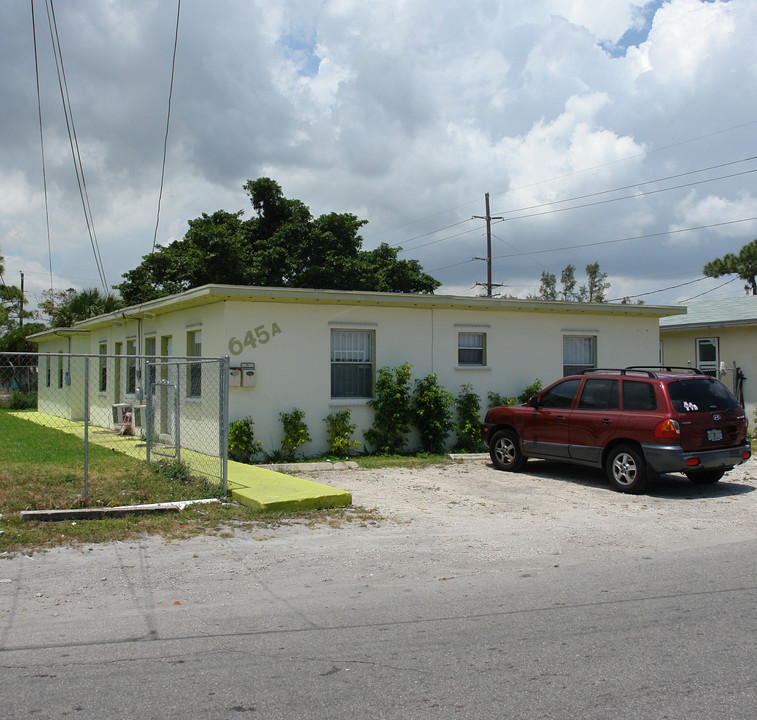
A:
[667,378,740,412]
[622,380,657,411]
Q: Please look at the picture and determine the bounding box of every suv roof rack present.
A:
[576,366,707,378]
[577,368,656,377]
[625,365,706,377]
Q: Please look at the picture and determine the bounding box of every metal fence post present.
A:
[220,355,229,495]
[84,355,89,503]
[174,362,181,464]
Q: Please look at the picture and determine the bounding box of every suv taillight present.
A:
[654,418,680,439]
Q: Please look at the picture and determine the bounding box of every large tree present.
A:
[39,287,124,328]
[118,178,441,304]
[703,239,757,295]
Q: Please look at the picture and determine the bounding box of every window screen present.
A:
[331,330,374,398]
[563,335,596,376]
[458,332,486,366]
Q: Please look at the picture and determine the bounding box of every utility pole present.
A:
[473,193,503,297]
[19,271,24,330]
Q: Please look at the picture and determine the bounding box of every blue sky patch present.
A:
[279,30,321,77]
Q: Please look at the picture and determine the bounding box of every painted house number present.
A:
[228,323,282,355]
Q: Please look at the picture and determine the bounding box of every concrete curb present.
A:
[21,498,220,522]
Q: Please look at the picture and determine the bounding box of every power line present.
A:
[678,276,741,303]
[490,168,757,224]
[428,215,757,274]
[398,155,757,255]
[31,0,53,291]
[45,0,108,292]
[606,276,709,302]
[152,0,181,253]
[379,122,757,249]
[490,156,757,218]
[490,216,757,260]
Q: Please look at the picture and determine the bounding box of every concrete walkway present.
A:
[10,411,352,512]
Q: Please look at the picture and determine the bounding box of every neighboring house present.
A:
[32,284,683,456]
[660,295,757,418]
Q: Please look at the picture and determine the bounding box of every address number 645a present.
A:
[228,323,281,355]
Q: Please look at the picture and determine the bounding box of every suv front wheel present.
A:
[606,444,648,493]
[489,429,526,472]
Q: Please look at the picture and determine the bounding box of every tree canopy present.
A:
[39,287,124,328]
[703,239,757,295]
[535,262,610,302]
[118,178,441,304]
[0,254,45,351]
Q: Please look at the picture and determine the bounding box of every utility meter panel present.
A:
[240,362,256,388]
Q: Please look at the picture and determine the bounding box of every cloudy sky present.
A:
[2,0,756,309]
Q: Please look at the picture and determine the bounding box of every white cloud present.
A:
[0,0,755,307]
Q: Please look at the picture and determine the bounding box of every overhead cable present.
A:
[152,0,181,253]
[45,0,108,292]
[31,0,54,291]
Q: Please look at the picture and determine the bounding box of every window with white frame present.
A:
[126,339,137,394]
[331,329,374,398]
[187,329,202,398]
[563,335,596,376]
[98,342,107,393]
[458,332,486,366]
[696,337,719,376]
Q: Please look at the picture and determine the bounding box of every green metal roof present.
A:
[660,295,757,330]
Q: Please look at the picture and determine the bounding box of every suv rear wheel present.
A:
[489,429,525,472]
[606,444,648,493]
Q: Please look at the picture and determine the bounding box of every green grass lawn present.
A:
[0,411,378,556]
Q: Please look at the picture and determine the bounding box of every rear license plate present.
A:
[707,428,723,442]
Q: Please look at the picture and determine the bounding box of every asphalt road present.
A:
[2,462,757,719]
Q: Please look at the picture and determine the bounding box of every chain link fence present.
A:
[0,352,229,496]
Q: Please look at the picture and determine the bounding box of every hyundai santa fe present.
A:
[480,366,751,493]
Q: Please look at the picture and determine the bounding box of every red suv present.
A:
[480,367,751,493]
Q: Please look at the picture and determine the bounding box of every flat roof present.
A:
[31,284,686,339]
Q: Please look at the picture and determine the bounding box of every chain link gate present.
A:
[0,352,229,499]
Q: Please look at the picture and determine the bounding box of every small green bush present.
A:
[517,379,543,404]
[365,363,413,454]
[455,384,484,452]
[228,415,262,463]
[413,373,454,454]
[487,391,516,408]
[279,408,312,461]
[151,459,192,484]
[487,379,543,409]
[324,409,361,457]
[8,390,37,410]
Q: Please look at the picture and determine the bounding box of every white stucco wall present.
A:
[33,288,669,457]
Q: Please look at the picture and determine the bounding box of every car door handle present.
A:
[601,418,612,425]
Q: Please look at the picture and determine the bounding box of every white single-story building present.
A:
[32,284,684,456]
[660,295,757,420]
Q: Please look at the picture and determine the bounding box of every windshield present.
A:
[667,378,739,412]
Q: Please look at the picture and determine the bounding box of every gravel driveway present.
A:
[303,456,757,569]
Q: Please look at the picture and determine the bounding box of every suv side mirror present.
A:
[529,396,539,409]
